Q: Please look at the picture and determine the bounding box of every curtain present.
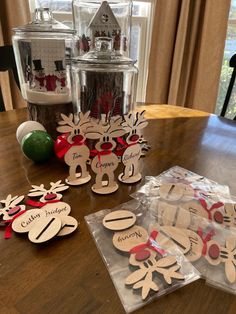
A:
[146,0,231,113]
[0,0,30,110]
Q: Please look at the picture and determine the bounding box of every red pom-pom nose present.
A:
[214,211,223,224]
[135,249,150,261]
[8,206,21,216]
[44,193,57,201]
[101,142,112,150]
[208,244,220,259]
[72,134,83,143]
[130,134,139,142]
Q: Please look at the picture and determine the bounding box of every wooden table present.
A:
[0,105,236,314]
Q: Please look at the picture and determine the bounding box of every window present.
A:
[215,0,236,118]
[28,0,154,102]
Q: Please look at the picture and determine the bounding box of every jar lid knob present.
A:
[34,8,53,24]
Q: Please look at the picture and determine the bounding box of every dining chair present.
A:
[0,45,20,111]
[220,53,236,120]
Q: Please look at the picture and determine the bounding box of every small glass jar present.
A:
[12,8,76,138]
[72,37,138,120]
[72,0,132,57]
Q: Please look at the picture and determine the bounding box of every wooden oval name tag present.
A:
[12,208,43,233]
[113,225,148,252]
[57,216,78,236]
[159,183,185,201]
[28,217,62,243]
[40,202,71,217]
[103,210,136,231]
[12,202,71,233]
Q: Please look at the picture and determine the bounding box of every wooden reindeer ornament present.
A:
[0,195,26,239]
[118,111,148,184]
[0,195,25,221]
[159,225,236,284]
[57,112,91,185]
[86,116,126,194]
[102,210,185,300]
[12,181,78,243]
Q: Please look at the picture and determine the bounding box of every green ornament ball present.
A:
[21,130,54,163]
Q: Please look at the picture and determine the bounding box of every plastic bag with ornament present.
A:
[85,199,200,313]
[145,196,236,294]
[130,168,233,231]
[130,166,231,202]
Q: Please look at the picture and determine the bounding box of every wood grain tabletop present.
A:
[0,105,236,314]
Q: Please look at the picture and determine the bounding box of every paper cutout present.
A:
[57,113,91,185]
[86,116,125,194]
[118,111,148,184]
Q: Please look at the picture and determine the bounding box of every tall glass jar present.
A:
[12,8,76,138]
[72,0,132,57]
[72,37,138,121]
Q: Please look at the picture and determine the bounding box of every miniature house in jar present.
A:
[73,0,132,56]
[72,1,137,120]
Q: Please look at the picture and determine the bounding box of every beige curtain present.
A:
[146,0,231,113]
[0,0,30,110]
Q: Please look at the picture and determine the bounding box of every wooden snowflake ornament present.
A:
[118,111,148,184]
[57,112,91,185]
[86,116,126,194]
[12,181,78,243]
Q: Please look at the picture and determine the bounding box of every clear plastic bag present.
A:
[145,196,236,294]
[130,166,231,202]
[85,199,200,313]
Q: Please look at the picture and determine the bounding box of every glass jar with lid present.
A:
[72,36,138,120]
[12,8,77,138]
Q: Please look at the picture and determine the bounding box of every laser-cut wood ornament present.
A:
[159,225,236,284]
[86,116,126,194]
[0,194,26,239]
[103,210,185,300]
[103,210,136,231]
[0,195,25,221]
[153,201,191,229]
[159,183,194,202]
[12,181,78,243]
[118,111,148,184]
[57,112,91,185]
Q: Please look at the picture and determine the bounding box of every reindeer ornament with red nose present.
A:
[119,111,148,184]
[86,116,126,194]
[57,112,91,185]
[12,181,78,243]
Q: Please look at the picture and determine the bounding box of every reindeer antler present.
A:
[0,194,24,208]
[122,113,134,129]
[58,113,75,127]
[87,118,105,135]
[28,184,47,197]
[49,180,69,193]
[108,116,123,133]
[135,110,147,127]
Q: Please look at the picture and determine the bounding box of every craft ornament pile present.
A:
[0,181,78,243]
[102,209,186,300]
[56,110,149,194]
